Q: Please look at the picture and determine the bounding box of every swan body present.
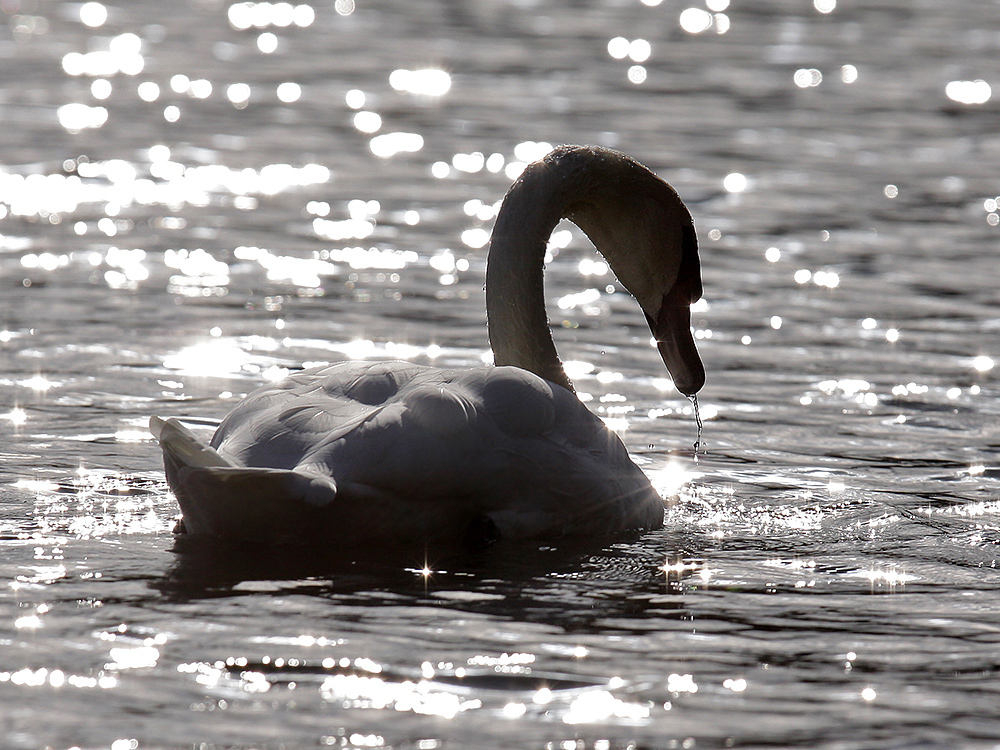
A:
[152,145,706,547]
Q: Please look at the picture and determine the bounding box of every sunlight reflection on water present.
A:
[1,0,999,747]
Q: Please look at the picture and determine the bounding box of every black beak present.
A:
[646,294,705,396]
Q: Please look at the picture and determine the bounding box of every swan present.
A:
[151,145,706,547]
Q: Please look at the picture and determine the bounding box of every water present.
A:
[1,0,999,747]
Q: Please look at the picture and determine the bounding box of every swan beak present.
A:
[648,297,705,396]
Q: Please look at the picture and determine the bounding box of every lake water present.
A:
[2,0,999,747]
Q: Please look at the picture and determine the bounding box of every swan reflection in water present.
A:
[151,145,705,548]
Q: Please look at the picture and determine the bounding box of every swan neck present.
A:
[486,177,572,391]
[486,145,702,395]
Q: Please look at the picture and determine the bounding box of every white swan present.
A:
[151,145,705,547]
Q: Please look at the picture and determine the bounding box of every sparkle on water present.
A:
[1,0,998,748]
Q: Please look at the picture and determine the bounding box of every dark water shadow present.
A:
[158,532,639,597]
[153,528,702,633]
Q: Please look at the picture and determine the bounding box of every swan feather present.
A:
[155,361,663,545]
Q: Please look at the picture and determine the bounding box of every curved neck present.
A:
[486,145,698,393]
[486,169,572,390]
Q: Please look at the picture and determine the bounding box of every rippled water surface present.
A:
[2,1,1000,748]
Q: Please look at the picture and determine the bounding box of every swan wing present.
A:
[164,465,339,543]
[152,415,339,542]
[155,362,663,545]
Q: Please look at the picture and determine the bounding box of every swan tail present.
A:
[151,416,338,543]
[150,416,232,468]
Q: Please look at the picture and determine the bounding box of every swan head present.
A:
[636,219,705,398]
[555,147,706,396]
[644,261,705,397]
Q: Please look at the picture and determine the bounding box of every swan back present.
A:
[157,361,663,544]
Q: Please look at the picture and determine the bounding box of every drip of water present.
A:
[688,394,704,461]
